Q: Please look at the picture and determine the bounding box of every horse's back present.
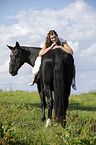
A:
[41,48,74,88]
[41,50,55,88]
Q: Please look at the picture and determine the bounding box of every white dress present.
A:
[32,38,67,75]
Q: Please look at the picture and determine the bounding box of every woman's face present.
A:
[50,34,58,43]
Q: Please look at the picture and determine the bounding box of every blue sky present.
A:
[0,0,75,25]
[1,0,96,25]
[0,0,96,94]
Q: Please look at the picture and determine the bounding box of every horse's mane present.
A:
[21,46,42,50]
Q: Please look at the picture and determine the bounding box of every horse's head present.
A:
[7,42,24,76]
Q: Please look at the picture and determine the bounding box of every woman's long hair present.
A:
[45,30,61,48]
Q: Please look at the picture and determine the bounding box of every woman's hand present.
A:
[52,45,59,49]
[51,42,57,49]
[52,45,73,55]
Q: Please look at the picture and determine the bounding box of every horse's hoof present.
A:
[41,116,46,122]
[45,119,51,127]
[61,120,66,128]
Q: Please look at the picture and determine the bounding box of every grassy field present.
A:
[0,90,96,145]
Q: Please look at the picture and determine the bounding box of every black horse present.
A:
[8,42,74,127]
[40,48,74,127]
[7,42,46,122]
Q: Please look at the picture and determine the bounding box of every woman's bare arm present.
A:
[39,42,56,56]
[52,42,73,55]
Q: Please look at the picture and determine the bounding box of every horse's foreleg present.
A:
[37,84,46,122]
[61,112,66,128]
[41,93,46,121]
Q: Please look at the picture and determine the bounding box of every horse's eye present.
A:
[14,50,17,53]
[13,50,18,55]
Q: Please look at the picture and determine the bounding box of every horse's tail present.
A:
[54,49,72,126]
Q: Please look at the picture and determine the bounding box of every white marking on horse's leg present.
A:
[45,119,51,127]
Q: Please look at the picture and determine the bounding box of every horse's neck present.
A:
[21,46,41,67]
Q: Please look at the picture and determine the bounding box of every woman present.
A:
[29,30,76,90]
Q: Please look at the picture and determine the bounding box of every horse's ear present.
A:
[16,42,20,48]
[7,45,13,50]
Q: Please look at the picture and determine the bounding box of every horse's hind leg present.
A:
[44,86,53,127]
[61,93,69,128]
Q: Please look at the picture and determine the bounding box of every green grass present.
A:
[0,90,96,145]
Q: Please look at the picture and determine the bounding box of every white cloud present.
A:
[0,59,9,73]
[91,79,96,84]
[61,0,96,41]
[0,0,96,93]
[68,41,79,53]
[79,72,87,78]
[40,42,44,48]
[0,0,96,46]
[80,43,96,57]
[94,57,96,62]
